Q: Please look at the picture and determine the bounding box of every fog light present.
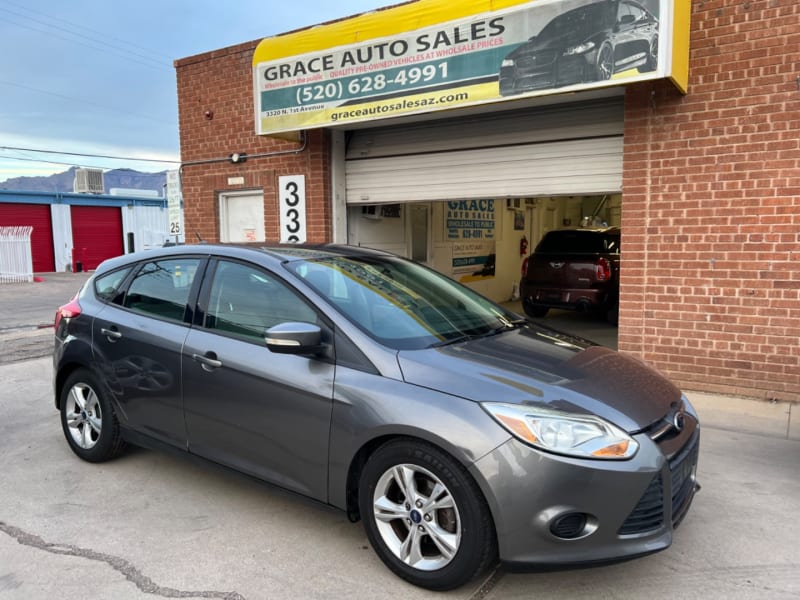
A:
[549,513,589,539]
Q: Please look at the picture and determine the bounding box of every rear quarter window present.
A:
[93,267,132,304]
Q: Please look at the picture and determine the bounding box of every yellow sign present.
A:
[253,0,691,134]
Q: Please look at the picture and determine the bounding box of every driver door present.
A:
[181,258,335,501]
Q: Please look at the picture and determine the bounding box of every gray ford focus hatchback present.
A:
[54,243,699,590]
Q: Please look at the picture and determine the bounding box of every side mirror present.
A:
[265,322,324,355]
[618,14,636,26]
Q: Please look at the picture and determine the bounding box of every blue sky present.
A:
[0,0,386,183]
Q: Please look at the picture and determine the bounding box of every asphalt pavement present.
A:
[0,272,91,364]
[0,274,798,599]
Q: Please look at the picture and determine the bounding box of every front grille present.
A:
[619,430,700,536]
[516,51,557,69]
[670,430,700,527]
[618,474,664,535]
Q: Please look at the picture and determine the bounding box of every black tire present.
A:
[60,369,126,463]
[524,305,549,319]
[596,43,614,80]
[606,304,619,326]
[359,439,497,591]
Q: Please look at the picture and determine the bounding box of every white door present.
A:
[219,191,265,243]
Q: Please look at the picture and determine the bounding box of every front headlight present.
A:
[501,58,515,68]
[482,403,638,460]
[563,41,596,56]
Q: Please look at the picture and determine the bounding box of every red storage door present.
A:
[70,205,124,271]
[0,203,55,272]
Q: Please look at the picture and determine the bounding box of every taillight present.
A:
[596,258,612,282]
[54,294,82,330]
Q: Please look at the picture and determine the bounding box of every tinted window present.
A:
[124,259,201,322]
[535,231,620,254]
[94,267,131,304]
[205,261,317,342]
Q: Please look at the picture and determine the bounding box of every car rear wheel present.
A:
[359,440,496,590]
[596,43,613,80]
[60,369,126,463]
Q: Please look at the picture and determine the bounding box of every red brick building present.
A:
[175,0,799,402]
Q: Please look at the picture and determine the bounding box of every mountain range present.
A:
[0,167,167,195]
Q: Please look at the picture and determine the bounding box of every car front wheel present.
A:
[359,440,496,590]
[60,369,126,463]
[596,43,614,80]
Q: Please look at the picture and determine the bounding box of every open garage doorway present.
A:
[347,194,620,348]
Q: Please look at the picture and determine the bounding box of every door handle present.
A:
[100,327,122,341]
[192,352,223,371]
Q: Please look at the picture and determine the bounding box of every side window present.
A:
[94,267,132,304]
[205,261,317,342]
[124,259,201,322]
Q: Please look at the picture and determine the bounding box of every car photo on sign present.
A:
[53,243,699,590]
[499,0,660,95]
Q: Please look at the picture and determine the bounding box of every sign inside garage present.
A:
[253,0,690,135]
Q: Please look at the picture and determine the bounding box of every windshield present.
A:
[285,254,522,350]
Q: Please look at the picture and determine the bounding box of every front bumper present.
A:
[469,421,700,566]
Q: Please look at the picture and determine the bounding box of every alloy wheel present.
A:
[64,382,103,449]
[372,463,462,571]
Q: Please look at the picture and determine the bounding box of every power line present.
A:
[0,146,179,164]
[3,0,173,61]
[0,2,172,68]
[0,154,141,171]
[0,80,175,125]
[0,11,167,71]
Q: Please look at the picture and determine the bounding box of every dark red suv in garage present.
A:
[521,227,620,324]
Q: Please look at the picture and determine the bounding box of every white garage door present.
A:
[345,98,623,204]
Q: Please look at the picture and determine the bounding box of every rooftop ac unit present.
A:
[73,168,105,194]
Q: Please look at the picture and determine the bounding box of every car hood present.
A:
[397,325,681,433]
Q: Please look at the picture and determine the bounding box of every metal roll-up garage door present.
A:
[0,203,55,272]
[70,205,124,271]
[345,98,623,204]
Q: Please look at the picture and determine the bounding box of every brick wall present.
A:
[175,41,332,244]
[620,0,800,400]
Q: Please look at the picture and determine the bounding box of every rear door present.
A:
[181,258,335,501]
[92,256,205,448]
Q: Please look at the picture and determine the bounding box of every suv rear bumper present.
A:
[522,286,613,312]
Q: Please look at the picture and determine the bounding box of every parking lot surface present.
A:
[1,356,798,599]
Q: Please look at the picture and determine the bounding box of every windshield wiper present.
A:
[432,320,526,347]
[432,334,478,348]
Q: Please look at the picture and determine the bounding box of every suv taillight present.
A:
[54,295,82,330]
[596,257,612,282]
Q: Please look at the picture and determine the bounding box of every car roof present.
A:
[94,243,394,274]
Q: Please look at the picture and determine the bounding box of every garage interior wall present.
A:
[349,194,621,303]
